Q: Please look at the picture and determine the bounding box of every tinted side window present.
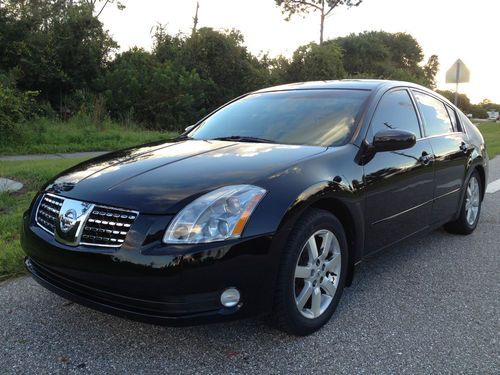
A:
[370,90,421,139]
[413,92,454,136]
[446,105,460,132]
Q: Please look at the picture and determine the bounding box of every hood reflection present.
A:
[45,139,327,214]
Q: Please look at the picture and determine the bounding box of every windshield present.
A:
[190,89,370,146]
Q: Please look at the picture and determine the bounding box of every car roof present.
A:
[254,79,427,93]
[253,79,456,109]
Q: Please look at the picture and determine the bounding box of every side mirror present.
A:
[184,124,196,133]
[372,129,416,152]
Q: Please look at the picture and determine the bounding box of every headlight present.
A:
[163,185,266,244]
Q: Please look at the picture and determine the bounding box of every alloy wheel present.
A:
[465,176,480,226]
[294,229,341,319]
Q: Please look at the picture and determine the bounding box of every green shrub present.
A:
[0,83,38,144]
[469,105,488,119]
[102,48,208,131]
[286,42,345,82]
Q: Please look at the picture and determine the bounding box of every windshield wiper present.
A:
[212,136,276,144]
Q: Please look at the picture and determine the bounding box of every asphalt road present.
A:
[1,162,499,374]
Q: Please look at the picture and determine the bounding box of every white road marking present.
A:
[486,178,500,194]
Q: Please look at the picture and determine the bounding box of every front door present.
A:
[363,89,435,253]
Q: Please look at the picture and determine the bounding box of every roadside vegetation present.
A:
[1,0,444,148]
[2,0,497,154]
[437,92,499,119]
[478,121,500,158]
[0,117,176,155]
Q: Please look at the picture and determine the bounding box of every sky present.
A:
[100,0,500,104]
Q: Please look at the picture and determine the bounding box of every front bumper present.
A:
[21,201,281,325]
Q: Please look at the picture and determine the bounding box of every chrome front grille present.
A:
[81,206,138,247]
[35,194,138,248]
[35,195,64,234]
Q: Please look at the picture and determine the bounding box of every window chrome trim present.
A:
[418,131,465,141]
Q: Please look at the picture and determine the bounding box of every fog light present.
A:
[220,287,240,307]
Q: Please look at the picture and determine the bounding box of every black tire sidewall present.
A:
[279,210,348,335]
[460,171,482,232]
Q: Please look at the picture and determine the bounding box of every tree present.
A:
[286,42,345,82]
[77,0,125,18]
[275,0,363,44]
[335,32,424,76]
[260,53,290,85]
[478,98,500,112]
[0,0,118,112]
[192,1,199,34]
[171,27,267,109]
[424,54,439,89]
[152,24,184,64]
[101,48,208,130]
[479,98,492,107]
[334,31,437,87]
[333,31,391,76]
[0,81,38,142]
[436,90,472,112]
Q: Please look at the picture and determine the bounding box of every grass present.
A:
[477,121,500,159]
[2,116,495,157]
[0,158,88,281]
[0,116,178,156]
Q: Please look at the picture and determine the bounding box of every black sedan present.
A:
[21,80,488,335]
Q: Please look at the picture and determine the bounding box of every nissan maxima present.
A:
[21,80,488,335]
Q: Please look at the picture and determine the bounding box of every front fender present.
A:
[239,144,365,289]
[276,179,366,265]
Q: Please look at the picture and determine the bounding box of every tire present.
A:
[444,170,482,235]
[271,208,348,336]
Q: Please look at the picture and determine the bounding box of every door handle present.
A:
[459,142,468,153]
[419,151,433,166]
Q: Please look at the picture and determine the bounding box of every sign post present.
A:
[445,59,470,106]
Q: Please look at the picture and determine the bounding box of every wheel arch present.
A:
[454,162,486,224]
[475,164,486,200]
[276,181,365,287]
[310,198,360,287]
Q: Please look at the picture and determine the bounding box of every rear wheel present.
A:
[444,170,482,235]
[271,209,347,336]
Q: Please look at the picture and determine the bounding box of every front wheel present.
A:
[271,209,348,336]
[444,170,482,235]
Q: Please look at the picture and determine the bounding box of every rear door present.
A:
[363,89,435,252]
[412,91,470,224]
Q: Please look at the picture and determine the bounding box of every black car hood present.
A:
[45,140,327,214]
